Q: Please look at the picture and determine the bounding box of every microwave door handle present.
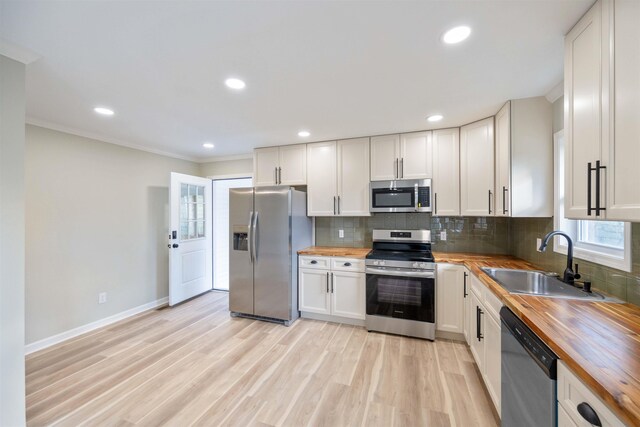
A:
[415,184,419,211]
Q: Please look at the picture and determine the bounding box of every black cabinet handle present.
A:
[310,260,318,264]
[326,272,330,293]
[595,161,606,216]
[394,158,399,179]
[330,273,334,293]
[488,190,492,215]
[344,262,351,266]
[400,158,404,178]
[275,167,278,185]
[278,166,282,184]
[587,162,594,216]
[577,402,602,427]
[434,193,438,215]
[502,186,508,214]
[463,272,468,298]
[476,306,484,341]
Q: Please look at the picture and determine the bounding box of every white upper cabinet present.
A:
[432,128,460,216]
[495,98,553,218]
[370,135,400,181]
[253,144,306,187]
[307,141,338,216]
[253,147,280,186]
[460,118,495,216]
[307,138,370,217]
[399,132,432,179]
[370,132,431,181]
[337,138,370,216]
[604,0,640,221]
[565,0,640,221]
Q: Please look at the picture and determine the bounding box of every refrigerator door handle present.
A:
[252,211,259,262]
[247,211,254,264]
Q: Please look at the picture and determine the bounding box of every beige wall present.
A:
[1,55,27,426]
[199,158,253,178]
[25,125,199,344]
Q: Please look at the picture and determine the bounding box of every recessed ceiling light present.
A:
[427,114,443,122]
[203,142,215,149]
[225,78,246,90]
[442,26,471,44]
[298,130,310,137]
[94,107,114,116]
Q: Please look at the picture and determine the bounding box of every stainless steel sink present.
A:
[480,268,620,302]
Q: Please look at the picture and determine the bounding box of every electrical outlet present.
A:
[536,238,542,252]
[98,292,107,304]
[338,229,344,238]
[440,231,447,241]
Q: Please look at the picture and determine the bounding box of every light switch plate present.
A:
[440,231,447,241]
[98,292,107,304]
[339,229,344,238]
[536,238,542,252]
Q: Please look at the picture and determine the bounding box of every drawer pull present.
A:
[344,262,351,266]
[310,260,318,264]
[577,402,602,427]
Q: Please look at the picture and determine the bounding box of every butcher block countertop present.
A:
[297,246,371,259]
[435,252,640,426]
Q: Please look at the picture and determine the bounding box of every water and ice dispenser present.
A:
[232,225,248,251]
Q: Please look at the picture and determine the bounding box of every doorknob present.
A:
[172,243,179,248]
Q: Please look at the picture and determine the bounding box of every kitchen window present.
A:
[554,131,632,271]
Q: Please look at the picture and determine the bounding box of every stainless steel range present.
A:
[365,229,436,340]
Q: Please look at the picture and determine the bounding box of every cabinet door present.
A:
[432,128,460,216]
[484,312,501,414]
[605,0,640,221]
[399,131,432,179]
[469,292,485,370]
[254,147,280,187]
[299,268,331,315]
[370,135,399,181]
[337,138,370,216]
[307,141,337,216]
[463,270,471,344]
[436,264,464,334]
[330,271,365,320]
[564,0,607,219]
[460,118,495,216]
[279,144,307,186]
[495,102,511,217]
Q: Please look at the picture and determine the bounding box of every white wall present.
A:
[199,157,252,178]
[25,125,200,344]
[0,54,27,426]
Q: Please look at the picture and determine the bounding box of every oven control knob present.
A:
[419,263,427,268]
[373,260,379,266]
[379,261,385,266]
[412,262,419,268]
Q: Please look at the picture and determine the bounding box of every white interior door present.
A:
[169,172,213,306]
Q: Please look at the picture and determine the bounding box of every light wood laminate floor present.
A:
[26,291,499,427]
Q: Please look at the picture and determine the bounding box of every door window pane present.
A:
[180,184,206,241]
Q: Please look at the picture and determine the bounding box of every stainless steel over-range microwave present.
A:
[370,179,432,213]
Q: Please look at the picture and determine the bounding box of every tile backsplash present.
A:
[314,214,640,306]
[314,213,510,254]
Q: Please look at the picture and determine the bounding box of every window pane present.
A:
[188,203,196,220]
[188,221,196,239]
[196,203,204,220]
[197,221,205,238]
[180,222,188,240]
[181,183,189,203]
[578,221,625,249]
[196,185,205,203]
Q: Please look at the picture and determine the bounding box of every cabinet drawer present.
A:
[331,258,365,272]
[558,361,625,427]
[299,256,331,270]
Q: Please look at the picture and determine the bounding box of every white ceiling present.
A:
[1,0,592,161]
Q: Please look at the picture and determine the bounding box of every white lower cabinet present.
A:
[557,360,625,427]
[436,264,467,335]
[468,272,502,416]
[298,256,365,323]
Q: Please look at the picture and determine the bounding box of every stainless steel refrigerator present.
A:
[229,186,312,325]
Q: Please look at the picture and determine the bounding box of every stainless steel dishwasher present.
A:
[500,307,558,426]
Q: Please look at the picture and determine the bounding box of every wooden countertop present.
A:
[297,246,371,259]
[434,252,640,426]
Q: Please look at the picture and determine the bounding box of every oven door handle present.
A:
[365,267,435,278]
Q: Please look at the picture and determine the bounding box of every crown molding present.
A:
[0,39,40,64]
[26,117,201,162]
[198,153,253,163]
[545,80,563,103]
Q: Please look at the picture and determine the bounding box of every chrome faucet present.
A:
[538,231,581,285]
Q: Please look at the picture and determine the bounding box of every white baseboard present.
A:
[25,297,169,355]
[300,311,365,327]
